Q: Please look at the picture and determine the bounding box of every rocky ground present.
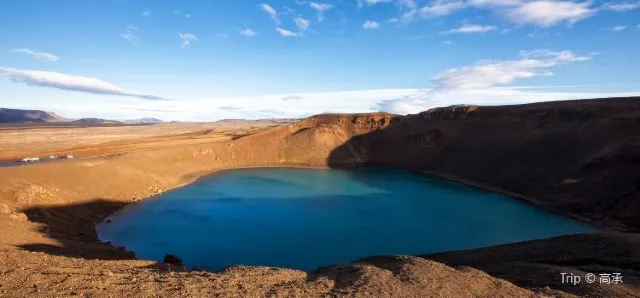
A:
[1,98,639,297]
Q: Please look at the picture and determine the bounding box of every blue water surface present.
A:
[97,167,595,271]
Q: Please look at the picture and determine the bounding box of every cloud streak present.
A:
[294,17,311,31]
[259,4,280,24]
[11,48,60,62]
[505,1,596,27]
[431,50,592,90]
[178,33,197,47]
[0,67,168,100]
[397,0,597,27]
[240,28,257,37]
[440,24,497,34]
[374,88,640,114]
[309,2,333,21]
[120,26,141,46]
[602,0,640,11]
[363,20,381,29]
[276,28,299,37]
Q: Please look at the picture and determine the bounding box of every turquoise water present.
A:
[97,167,595,271]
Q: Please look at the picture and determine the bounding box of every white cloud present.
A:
[282,95,304,101]
[309,2,334,21]
[467,0,521,7]
[505,1,596,27]
[395,0,598,28]
[276,28,299,37]
[11,48,60,62]
[420,0,467,17]
[294,17,311,31]
[357,0,393,7]
[5,86,639,121]
[0,67,168,100]
[444,40,453,44]
[432,50,592,90]
[240,28,257,37]
[612,25,628,31]
[519,49,592,62]
[119,33,141,45]
[259,4,280,24]
[602,1,640,11]
[440,24,497,34]
[178,33,197,48]
[173,10,192,18]
[363,20,381,29]
[501,27,515,33]
[374,88,640,114]
[141,10,151,17]
[119,25,141,46]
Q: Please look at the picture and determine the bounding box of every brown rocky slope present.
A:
[0,97,639,297]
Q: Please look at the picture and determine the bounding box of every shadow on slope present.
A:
[422,232,640,297]
[326,97,640,231]
[18,199,136,260]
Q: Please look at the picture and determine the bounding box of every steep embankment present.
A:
[327,98,640,231]
[0,98,639,297]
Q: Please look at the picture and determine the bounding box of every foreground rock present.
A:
[0,247,567,297]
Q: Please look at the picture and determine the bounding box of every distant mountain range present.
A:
[123,118,165,124]
[0,108,69,123]
[0,108,165,125]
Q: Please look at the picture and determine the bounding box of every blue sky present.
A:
[1,0,639,121]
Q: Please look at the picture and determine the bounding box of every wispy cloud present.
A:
[173,10,192,18]
[11,48,60,62]
[467,0,521,7]
[276,28,299,37]
[374,88,640,115]
[440,24,497,34]
[294,17,311,31]
[259,4,280,24]
[612,25,628,31]
[357,0,393,7]
[178,33,197,48]
[432,50,592,90]
[282,95,304,101]
[421,0,467,17]
[141,10,151,17]
[397,0,597,28]
[240,28,258,37]
[602,0,640,11]
[309,2,333,21]
[120,33,141,45]
[504,1,596,27]
[119,26,141,45]
[0,67,168,100]
[363,20,381,29]
[219,105,242,111]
